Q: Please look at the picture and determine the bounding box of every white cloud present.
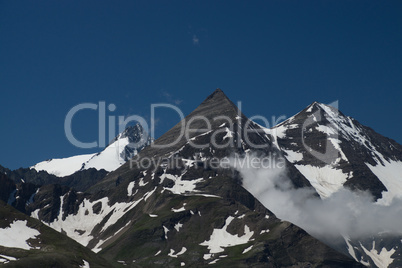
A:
[232,154,402,241]
[192,34,199,45]
[161,90,182,105]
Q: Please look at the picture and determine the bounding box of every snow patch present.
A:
[0,255,17,264]
[127,181,135,196]
[92,220,131,253]
[0,220,40,250]
[199,216,254,254]
[366,158,402,205]
[172,203,186,212]
[80,260,90,268]
[242,245,253,254]
[191,193,221,198]
[208,259,219,264]
[282,149,303,163]
[316,125,336,135]
[168,247,187,258]
[203,254,212,260]
[139,177,148,187]
[174,222,183,232]
[295,164,349,198]
[360,241,395,268]
[163,226,169,240]
[161,174,203,194]
[222,127,233,140]
[35,194,144,248]
[343,236,358,262]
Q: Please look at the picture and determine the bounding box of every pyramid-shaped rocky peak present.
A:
[134,89,248,159]
[202,88,232,105]
[190,88,243,121]
[269,100,402,200]
[205,87,225,98]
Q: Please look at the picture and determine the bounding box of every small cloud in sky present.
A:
[192,34,199,45]
[161,90,183,105]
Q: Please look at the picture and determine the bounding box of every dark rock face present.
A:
[0,172,16,203]
[57,168,108,192]
[0,164,59,185]
[13,182,39,213]
[30,184,69,223]
[113,123,153,161]
[92,201,102,214]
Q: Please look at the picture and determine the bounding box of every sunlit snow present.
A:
[0,254,17,264]
[0,220,40,250]
[360,241,395,268]
[199,216,254,254]
[295,164,349,198]
[168,247,187,258]
[367,158,402,205]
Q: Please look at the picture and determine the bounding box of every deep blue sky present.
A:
[1,1,401,170]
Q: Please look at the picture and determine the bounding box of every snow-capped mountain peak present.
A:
[264,102,402,203]
[31,123,152,177]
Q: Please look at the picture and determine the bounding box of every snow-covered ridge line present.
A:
[31,125,151,177]
[31,137,129,177]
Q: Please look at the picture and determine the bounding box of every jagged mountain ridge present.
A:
[10,89,361,267]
